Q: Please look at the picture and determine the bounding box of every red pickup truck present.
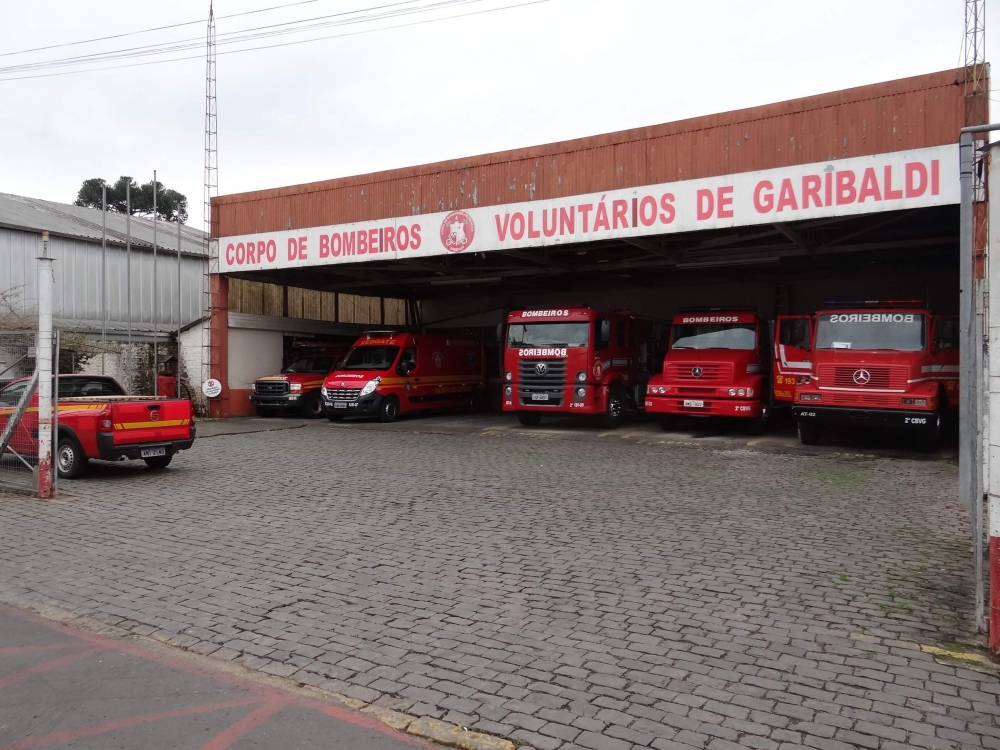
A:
[0,374,196,479]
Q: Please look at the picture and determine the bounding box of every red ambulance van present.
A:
[322,332,486,422]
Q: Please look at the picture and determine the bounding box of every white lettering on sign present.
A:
[518,348,568,357]
[518,310,570,318]
[219,145,958,273]
[680,315,741,324]
[828,314,916,323]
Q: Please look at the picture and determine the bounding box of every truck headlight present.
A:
[321,386,328,398]
[800,393,822,402]
[576,387,586,398]
[505,386,512,397]
[290,382,302,392]
[360,377,381,397]
[902,398,927,406]
[729,388,737,396]
[737,389,745,397]
[576,371,586,382]
[505,371,512,382]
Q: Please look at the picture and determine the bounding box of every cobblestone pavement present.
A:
[0,416,993,750]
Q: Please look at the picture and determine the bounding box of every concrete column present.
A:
[987,142,1000,648]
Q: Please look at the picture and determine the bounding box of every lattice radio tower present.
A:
[201,1,218,409]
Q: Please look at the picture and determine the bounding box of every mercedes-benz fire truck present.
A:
[644,310,769,434]
[501,307,664,428]
[789,301,958,451]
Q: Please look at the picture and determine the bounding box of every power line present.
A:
[0,0,330,59]
[0,0,549,83]
[0,0,481,75]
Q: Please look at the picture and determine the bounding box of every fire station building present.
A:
[210,67,981,419]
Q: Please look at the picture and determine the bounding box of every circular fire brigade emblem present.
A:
[150,410,160,422]
[535,362,549,376]
[853,369,871,385]
[691,366,703,378]
[440,210,475,253]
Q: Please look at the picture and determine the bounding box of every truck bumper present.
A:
[323,393,383,417]
[792,406,936,430]
[249,394,304,409]
[96,426,196,461]
[644,395,763,418]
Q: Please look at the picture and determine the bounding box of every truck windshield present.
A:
[815,313,925,351]
[338,346,400,371]
[283,357,334,374]
[507,323,589,348]
[671,324,755,350]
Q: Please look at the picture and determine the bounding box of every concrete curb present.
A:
[0,592,515,750]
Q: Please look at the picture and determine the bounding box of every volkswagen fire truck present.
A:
[501,307,664,428]
[789,301,958,451]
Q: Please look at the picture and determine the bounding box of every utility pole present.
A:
[177,215,183,398]
[101,184,107,375]
[37,231,54,499]
[126,183,132,394]
[152,170,158,395]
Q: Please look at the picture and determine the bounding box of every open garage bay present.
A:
[0,417,994,750]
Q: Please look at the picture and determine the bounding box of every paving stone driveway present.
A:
[0,418,994,750]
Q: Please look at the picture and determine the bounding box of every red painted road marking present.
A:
[0,647,104,690]
[0,644,68,656]
[302,699,433,747]
[198,698,292,750]
[0,697,261,750]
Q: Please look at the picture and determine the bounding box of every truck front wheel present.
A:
[797,421,821,446]
[378,395,400,423]
[601,384,626,429]
[56,435,88,479]
[517,411,542,426]
[302,392,325,419]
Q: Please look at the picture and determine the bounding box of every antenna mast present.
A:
[201,1,218,412]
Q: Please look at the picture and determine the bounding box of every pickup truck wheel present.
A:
[517,411,542,426]
[302,392,324,419]
[601,384,626,429]
[144,455,173,470]
[746,406,768,436]
[797,421,821,446]
[255,406,280,418]
[56,436,88,479]
[659,414,677,431]
[378,395,400,423]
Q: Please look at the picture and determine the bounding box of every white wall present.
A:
[228,328,282,390]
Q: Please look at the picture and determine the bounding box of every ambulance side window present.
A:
[397,347,417,375]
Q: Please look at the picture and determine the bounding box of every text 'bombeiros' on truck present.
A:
[501,307,666,428]
[787,300,958,451]
[644,309,769,433]
[321,331,486,422]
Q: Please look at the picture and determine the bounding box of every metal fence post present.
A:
[37,231,54,498]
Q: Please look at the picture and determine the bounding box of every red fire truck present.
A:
[644,310,769,434]
[322,332,486,422]
[501,307,662,428]
[788,301,958,450]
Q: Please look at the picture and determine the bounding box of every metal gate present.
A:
[0,332,57,493]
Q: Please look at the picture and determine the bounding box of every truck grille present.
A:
[255,380,289,396]
[518,358,566,406]
[825,392,895,407]
[817,365,906,389]
[326,388,362,401]
[663,362,733,382]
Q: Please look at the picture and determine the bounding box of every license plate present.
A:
[531,393,549,401]
[140,447,166,458]
[683,400,704,408]
[333,402,348,409]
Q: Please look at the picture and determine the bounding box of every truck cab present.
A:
[791,301,958,450]
[250,354,337,419]
[501,307,654,429]
[645,310,769,434]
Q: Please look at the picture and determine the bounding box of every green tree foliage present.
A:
[75,176,188,223]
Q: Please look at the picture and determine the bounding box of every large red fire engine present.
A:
[644,309,769,434]
[501,307,663,428]
[788,301,958,450]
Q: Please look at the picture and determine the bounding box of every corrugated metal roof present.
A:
[0,193,207,256]
[214,67,985,238]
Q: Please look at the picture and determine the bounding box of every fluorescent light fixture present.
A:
[676,257,779,269]
[429,276,502,286]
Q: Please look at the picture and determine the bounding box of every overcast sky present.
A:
[0,0,988,228]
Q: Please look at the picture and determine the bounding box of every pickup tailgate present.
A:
[110,399,193,446]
